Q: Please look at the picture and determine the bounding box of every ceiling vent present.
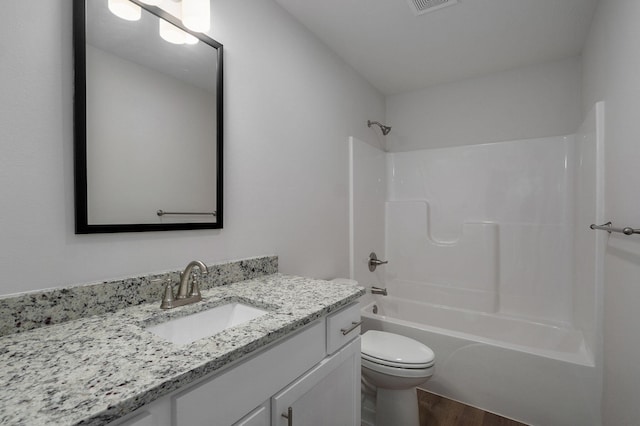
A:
[406,0,458,16]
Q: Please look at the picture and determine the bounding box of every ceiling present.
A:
[274,0,599,95]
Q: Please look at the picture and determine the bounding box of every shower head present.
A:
[367,120,392,135]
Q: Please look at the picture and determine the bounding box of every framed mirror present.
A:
[73,0,223,233]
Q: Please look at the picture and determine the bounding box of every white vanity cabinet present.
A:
[111,302,361,426]
[271,338,360,426]
[233,402,270,426]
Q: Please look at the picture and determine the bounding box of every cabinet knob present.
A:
[282,406,293,426]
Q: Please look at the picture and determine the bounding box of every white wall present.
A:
[0,0,384,296]
[385,57,582,152]
[582,1,640,423]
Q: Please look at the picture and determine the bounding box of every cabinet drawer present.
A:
[326,302,361,354]
[174,320,325,426]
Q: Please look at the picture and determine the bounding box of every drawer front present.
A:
[326,302,361,355]
[174,320,325,426]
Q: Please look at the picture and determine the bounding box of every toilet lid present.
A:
[361,330,434,368]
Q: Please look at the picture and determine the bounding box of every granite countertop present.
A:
[0,273,364,426]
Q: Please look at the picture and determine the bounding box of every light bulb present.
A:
[182,0,210,33]
[108,0,141,21]
[157,0,181,19]
[159,20,186,44]
[157,0,199,45]
[158,0,185,44]
[184,33,199,45]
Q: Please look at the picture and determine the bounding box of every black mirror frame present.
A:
[73,0,223,233]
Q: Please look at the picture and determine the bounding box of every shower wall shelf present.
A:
[590,222,640,235]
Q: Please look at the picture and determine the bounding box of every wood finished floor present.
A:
[418,389,527,426]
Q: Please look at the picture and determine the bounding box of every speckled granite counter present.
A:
[0,273,364,426]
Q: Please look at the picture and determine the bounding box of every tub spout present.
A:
[371,287,388,296]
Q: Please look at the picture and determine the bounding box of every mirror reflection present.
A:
[74,0,223,233]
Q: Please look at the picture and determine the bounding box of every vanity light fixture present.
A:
[108,0,141,21]
[182,0,210,32]
[160,19,199,44]
[158,0,199,45]
[107,0,208,45]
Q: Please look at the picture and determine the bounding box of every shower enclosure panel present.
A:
[386,136,575,324]
[385,200,499,312]
[349,137,386,299]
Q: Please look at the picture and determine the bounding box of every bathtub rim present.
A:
[361,300,594,367]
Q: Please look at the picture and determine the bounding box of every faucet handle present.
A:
[159,279,176,309]
[368,252,388,272]
[189,277,202,298]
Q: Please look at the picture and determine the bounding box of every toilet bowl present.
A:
[361,330,435,426]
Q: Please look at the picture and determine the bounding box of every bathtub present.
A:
[361,297,601,426]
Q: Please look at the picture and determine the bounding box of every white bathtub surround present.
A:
[386,201,499,313]
[386,135,575,324]
[349,137,387,302]
[572,102,606,369]
[350,102,605,425]
[352,135,581,325]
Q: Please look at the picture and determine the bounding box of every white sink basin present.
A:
[146,303,269,346]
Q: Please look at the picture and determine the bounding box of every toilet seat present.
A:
[362,352,434,369]
[361,330,435,370]
[362,357,434,379]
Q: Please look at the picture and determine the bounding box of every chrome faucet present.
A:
[177,260,208,299]
[160,260,209,309]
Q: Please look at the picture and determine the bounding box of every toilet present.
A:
[328,279,435,425]
[361,330,435,426]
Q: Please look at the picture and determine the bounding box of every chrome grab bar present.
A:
[157,210,216,217]
[590,222,640,235]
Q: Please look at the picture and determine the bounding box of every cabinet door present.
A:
[233,402,269,426]
[272,337,360,426]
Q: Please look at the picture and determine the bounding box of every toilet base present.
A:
[375,387,420,426]
[361,378,377,426]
